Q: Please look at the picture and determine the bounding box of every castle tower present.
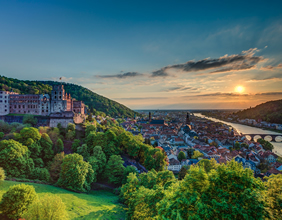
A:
[50,85,68,113]
[186,112,190,124]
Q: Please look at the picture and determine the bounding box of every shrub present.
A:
[0,184,37,219]
[30,168,50,182]
[0,132,4,140]
[71,139,81,152]
[55,138,64,154]
[0,167,5,181]
[23,194,68,220]
[23,115,38,126]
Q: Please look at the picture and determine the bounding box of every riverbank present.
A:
[194,113,282,156]
[200,113,282,134]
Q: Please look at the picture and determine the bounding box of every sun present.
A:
[235,85,245,93]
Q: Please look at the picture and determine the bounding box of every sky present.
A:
[1,0,282,110]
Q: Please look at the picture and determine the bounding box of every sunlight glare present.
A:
[235,86,245,93]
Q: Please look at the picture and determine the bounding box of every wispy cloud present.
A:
[246,77,282,82]
[183,91,282,97]
[114,97,168,100]
[164,86,200,92]
[260,63,282,71]
[96,72,143,79]
[151,48,265,77]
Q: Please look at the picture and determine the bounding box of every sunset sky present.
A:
[1,0,282,109]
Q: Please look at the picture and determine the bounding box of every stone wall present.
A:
[50,118,74,128]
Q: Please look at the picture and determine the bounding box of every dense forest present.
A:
[234,99,282,124]
[0,75,137,118]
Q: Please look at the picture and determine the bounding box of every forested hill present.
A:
[234,99,282,124]
[0,75,137,118]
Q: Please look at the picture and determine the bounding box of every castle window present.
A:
[55,96,57,99]
[59,96,61,99]
[55,92,57,95]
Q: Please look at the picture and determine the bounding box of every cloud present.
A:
[96,72,143,79]
[261,63,282,71]
[114,97,168,100]
[164,86,199,92]
[246,77,282,82]
[183,91,282,98]
[151,48,265,77]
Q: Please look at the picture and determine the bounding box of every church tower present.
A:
[149,112,152,122]
[186,112,190,124]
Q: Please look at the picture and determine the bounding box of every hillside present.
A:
[234,99,282,124]
[0,181,125,219]
[0,75,137,118]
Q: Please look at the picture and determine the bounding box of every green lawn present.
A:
[0,181,125,220]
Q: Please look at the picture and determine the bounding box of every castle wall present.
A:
[50,118,74,128]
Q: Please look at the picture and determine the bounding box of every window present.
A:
[55,96,57,99]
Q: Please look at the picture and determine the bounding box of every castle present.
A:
[0,85,86,127]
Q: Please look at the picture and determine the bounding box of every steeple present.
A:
[186,112,190,124]
[149,112,152,122]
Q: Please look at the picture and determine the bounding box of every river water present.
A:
[194,113,282,156]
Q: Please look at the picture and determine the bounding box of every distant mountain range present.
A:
[0,75,137,118]
[234,99,282,124]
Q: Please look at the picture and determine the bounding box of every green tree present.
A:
[77,144,90,159]
[67,123,75,131]
[20,127,41,145]
[178,165,189,180]
[23,194,68,220]
[198,158,218,173]
[0,132,4,140]
[90,146,106,175]
[0,167,5,181]
[55,138,64,154]
[0,139,34,177]
[122,166,138,184]
[0,184,37,219]
[71,139,81,153]
[57,153,94,192]
[177,151,186,162]
[187,148,194,159]
[49,152,65,183]
[120,173,139,203]
[265,174,282,219]
[257,138,274,151]
[39,133,54,164]
[85,124,96,137]
[234,141,241,150]
[158,160,266,219]
[191,150,203,159]
[23,114,38,126]
[104,155,125,185]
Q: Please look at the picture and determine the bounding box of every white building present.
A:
[0,91,17,116]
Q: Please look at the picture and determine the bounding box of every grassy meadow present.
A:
[0,181,125,220]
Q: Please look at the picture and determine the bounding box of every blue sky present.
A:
[1,0,282,109]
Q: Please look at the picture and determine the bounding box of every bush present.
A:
[0,132,4,140]
[23,115,38,126]
[30,168,50,182]
[0,184,37,219]
[0,167,5,181]
[23,194,68,220]
[55,138,64,154]
[71,139,81,152]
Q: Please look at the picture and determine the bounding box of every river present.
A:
[194,113,282,156]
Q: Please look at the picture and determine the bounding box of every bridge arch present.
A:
[253,135,262,142]
[264,135,272,142]
[245,135,252,141]
[275,136,282,142]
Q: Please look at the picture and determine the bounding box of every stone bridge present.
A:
[244,134,282,142]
